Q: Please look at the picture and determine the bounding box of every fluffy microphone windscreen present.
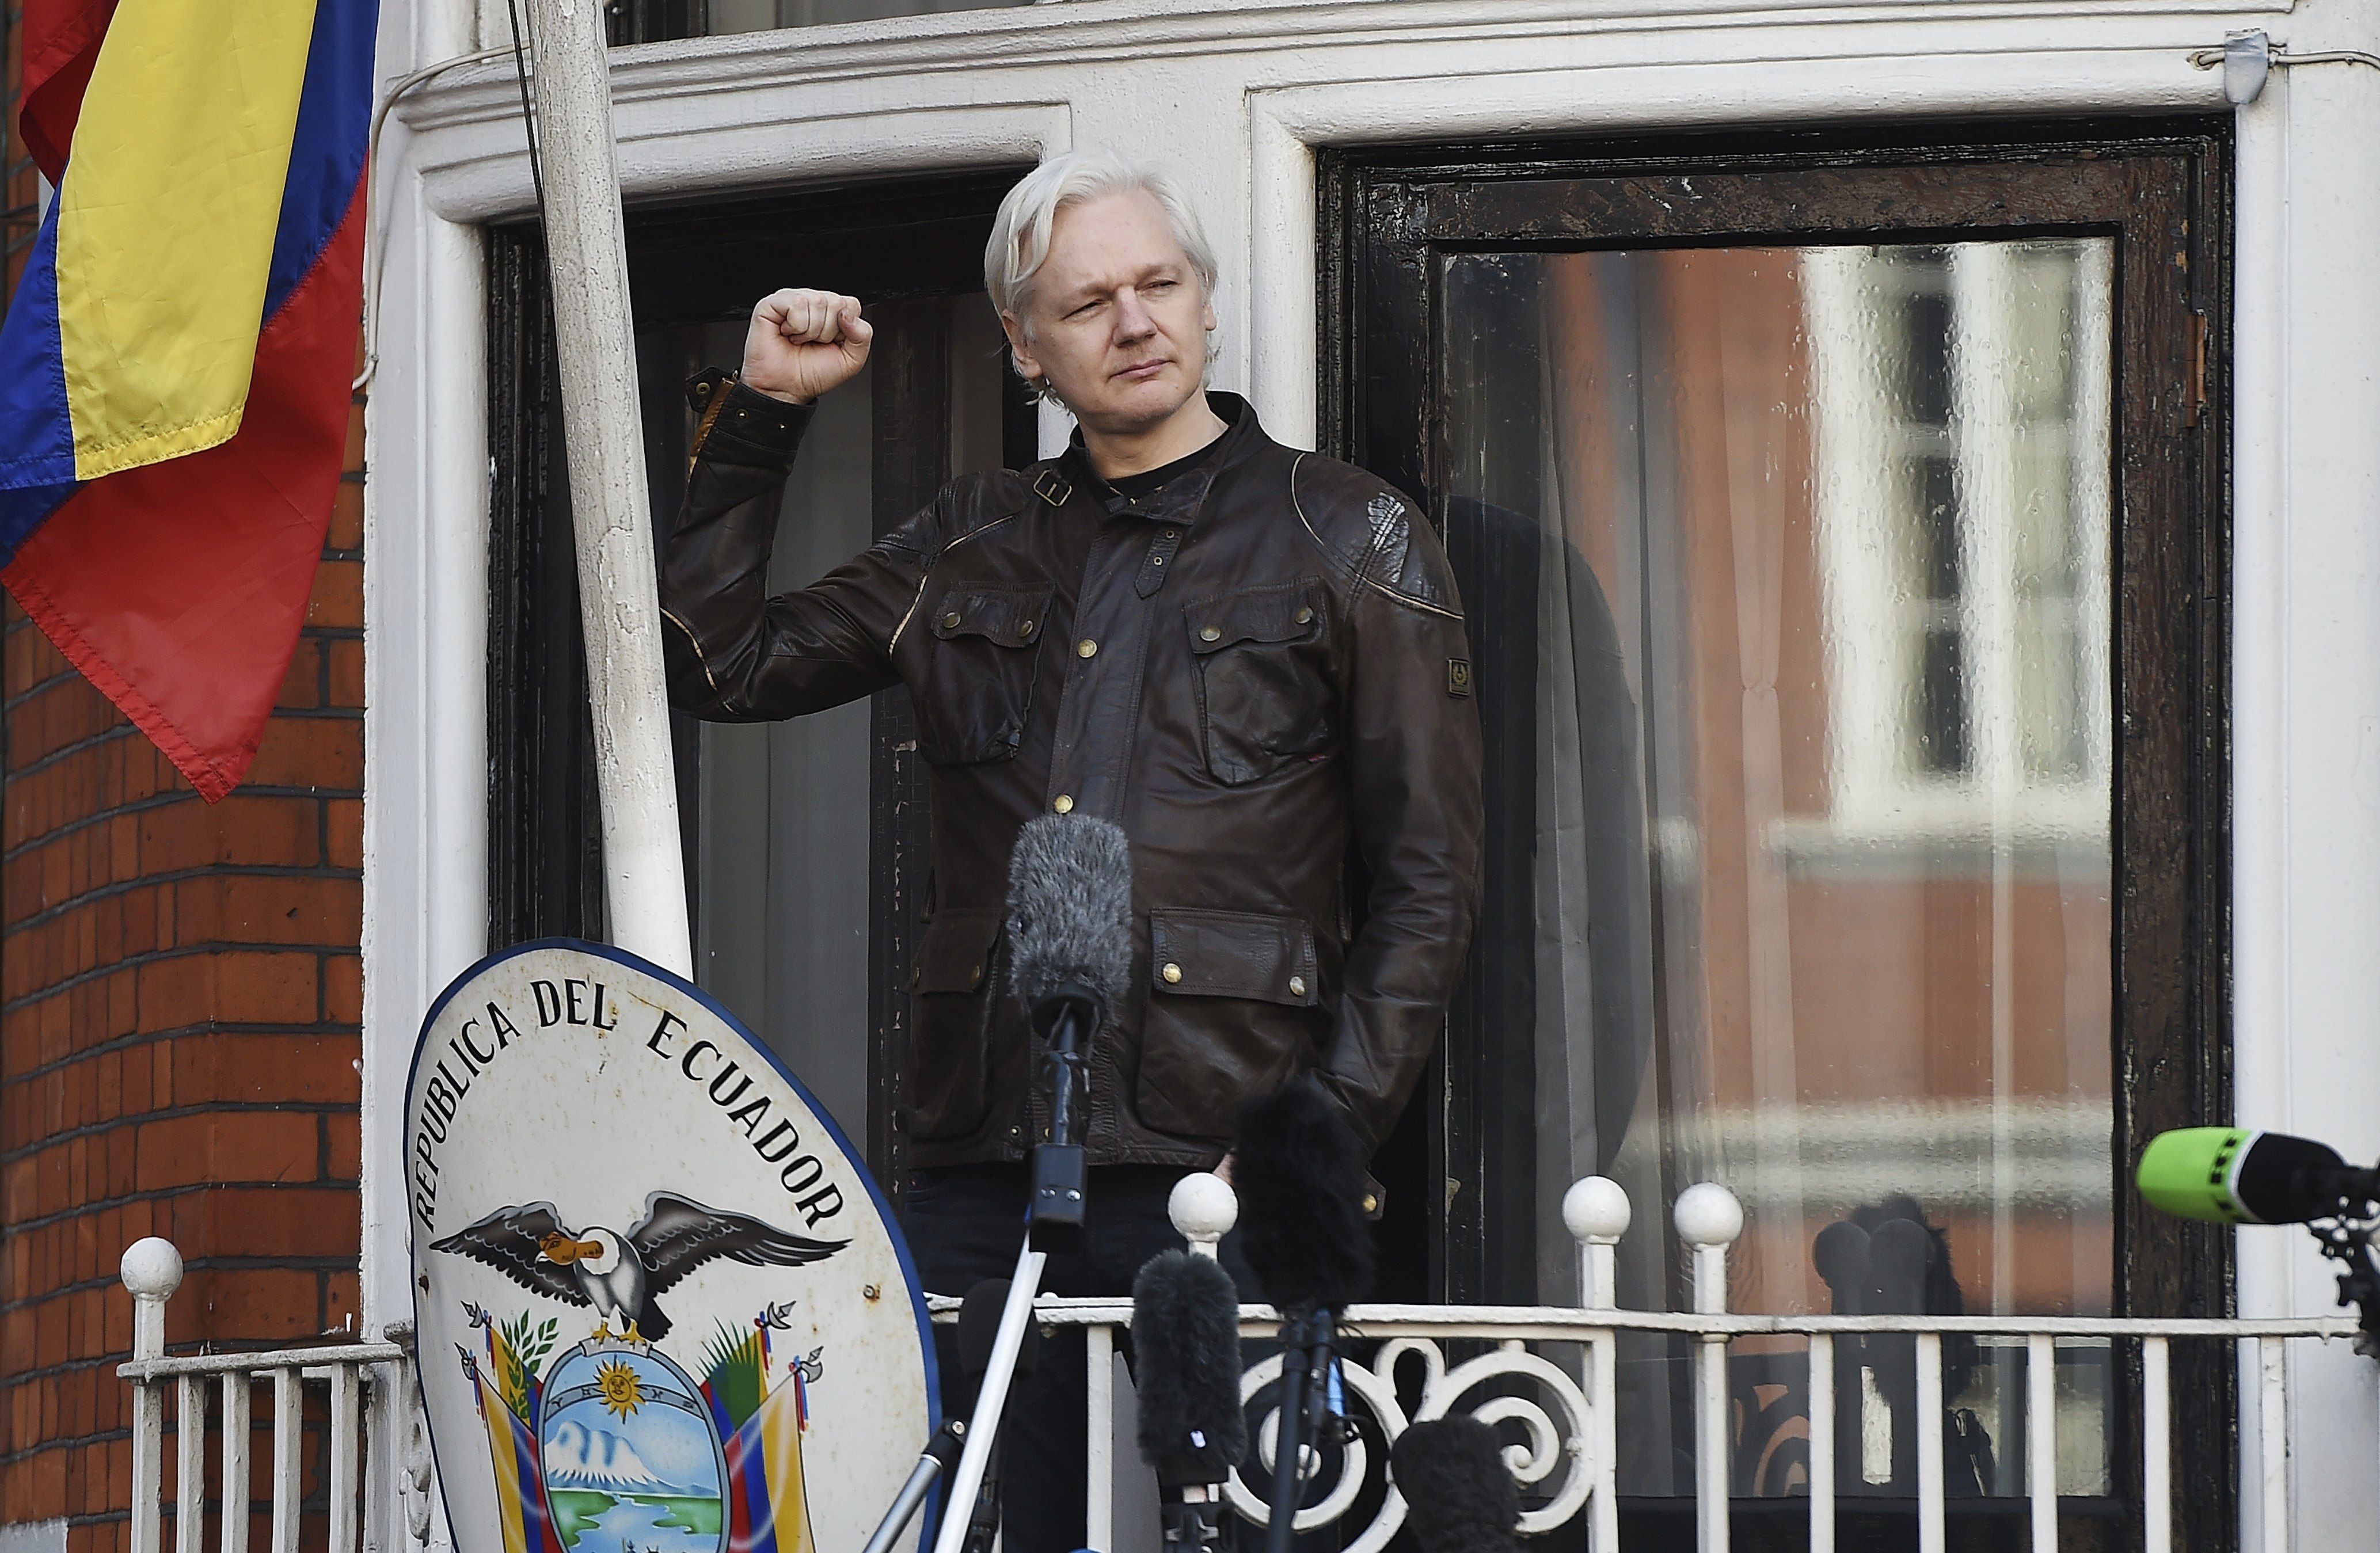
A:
[1232,1076,1375,1311]
[1131,1250,1248,1486]
[1390,1417,1522,1553]
[1005,814,1135,1018]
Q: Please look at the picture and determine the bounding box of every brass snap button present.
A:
[1288,975,1309,997]
[1162,963,1183,984]
[1077,638,1098,658]
[1019,620,1035,636]
[1295,607,1314,626]
[1199,626,1221,643]
[1053,795,1075,814]
[941,611,962,630]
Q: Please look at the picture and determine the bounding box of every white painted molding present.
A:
[1242,42,2229,441]
[416,99,1071,223]
[396,0,2260,225]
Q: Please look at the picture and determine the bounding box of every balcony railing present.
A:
[120,1177,2363,1553]
[117,1240,418,1553]
[1001,1176,2364,1553]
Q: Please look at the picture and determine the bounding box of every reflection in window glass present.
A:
[1442,239,2113,1500]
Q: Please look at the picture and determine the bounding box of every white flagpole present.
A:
[514,0,693,976]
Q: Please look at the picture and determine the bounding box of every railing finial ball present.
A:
[120,1237,184,1299]
[1672,1183,1744,1249]
[1562,1175,1631,1244]
[1169,1170,1238,1250]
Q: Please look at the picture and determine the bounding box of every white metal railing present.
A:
[118,1239,416,1553]
[117,1180,2365,1553]
[965,1174,2369,1553]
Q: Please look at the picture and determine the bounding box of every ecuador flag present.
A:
[0,0,377,800]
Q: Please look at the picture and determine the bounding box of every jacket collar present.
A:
[1059,391,1267,530]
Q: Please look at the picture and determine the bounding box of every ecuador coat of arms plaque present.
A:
[406,940,937,1553]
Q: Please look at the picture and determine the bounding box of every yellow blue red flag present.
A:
[0,0,377,800]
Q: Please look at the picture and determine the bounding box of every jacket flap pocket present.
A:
[914,910,1003,995]
[1185,581,1327,654]
[1149,909,1320,1006]
[931,584,1052,648]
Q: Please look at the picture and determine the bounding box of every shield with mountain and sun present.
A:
[407,941,937,1553]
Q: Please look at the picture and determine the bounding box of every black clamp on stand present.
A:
[2303,1176,2380,1356]
[1162,1490,1229,1553]
[1028,988,1094,1255]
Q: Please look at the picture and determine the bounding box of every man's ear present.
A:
[1001,311,1042,385]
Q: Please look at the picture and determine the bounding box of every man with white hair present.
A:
[659,150,1482,1548]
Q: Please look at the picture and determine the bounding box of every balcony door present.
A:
[485,172,1038,1201]
[1326,124,2231,1548]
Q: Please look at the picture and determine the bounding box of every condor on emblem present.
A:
[407,941,936,1553]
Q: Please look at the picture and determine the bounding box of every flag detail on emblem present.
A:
[702,1316,823,1553]
[0,0,378,800]
[465,1336,566,1553]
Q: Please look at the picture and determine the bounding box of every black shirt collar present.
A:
[1066,392,1256,528]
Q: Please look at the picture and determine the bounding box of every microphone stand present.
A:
[859,1419,966,1553]
[1265,1304,1340,1553]
[928,993,1094,1553]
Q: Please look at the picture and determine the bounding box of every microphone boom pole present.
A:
[929,814,1135,1553]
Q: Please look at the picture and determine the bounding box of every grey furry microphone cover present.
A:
[1004,813,1135,1015]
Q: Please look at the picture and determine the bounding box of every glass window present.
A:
[1441,238,2116,1495]
[1443,238,2114,1322]
[705,0,1025,32]
[609,0,1028,43]
[1335,133,2227,1528]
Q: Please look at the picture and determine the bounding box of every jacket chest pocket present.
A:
[1184,580,1336,785]
[915,583,1052,765]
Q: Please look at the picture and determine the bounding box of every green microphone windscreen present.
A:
[2136,1126,2259,1223]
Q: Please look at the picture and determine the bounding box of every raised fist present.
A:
[742,288,873,405]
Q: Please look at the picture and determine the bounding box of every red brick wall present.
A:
[0,389,369,1544]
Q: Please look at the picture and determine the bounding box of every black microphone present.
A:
[957,1277,1041,1396]
[2138,1126,2380,1225]
[1005,813,1134,1250]
[1390,1417,1522,1553]
[1233,1076,1375,1553]
[1131,1249,1246,1553]
[1234,1076,1375,1313]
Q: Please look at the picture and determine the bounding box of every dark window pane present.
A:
[1919,453,1961,600]
[1904,288,1954,425]
[1918,625,1970,773]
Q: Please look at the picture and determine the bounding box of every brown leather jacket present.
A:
[659,381,1483,1170]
